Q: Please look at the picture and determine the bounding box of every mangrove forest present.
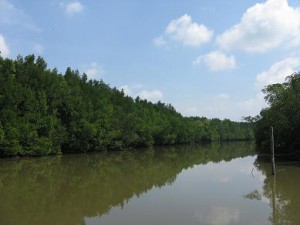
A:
[0,55,254,156]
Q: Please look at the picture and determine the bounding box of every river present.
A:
[0,142,299,225]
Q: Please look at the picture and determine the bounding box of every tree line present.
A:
[0,55,254,156]
[255,72,300,156]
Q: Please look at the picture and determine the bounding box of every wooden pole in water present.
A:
[271,126,275,175]
[272,173,276,224]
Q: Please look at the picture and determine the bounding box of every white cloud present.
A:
[60,1,84,15]
[0,34,9,57]
[255,57,300,89]
[119,85,134,96]
[182,57,300,121]
[118,84,143,96]
[155,14,213,47]
[236,56,300,117]
[137,90,163,102]
[118,84,163,103]
[236,57,300,116]
[84,62,104,80]
[232,57,300,118]
[0,0,40,32]
[217,0,300,52]
[238,93,266,113]
[179,92,265,121]
[193,51,236,71]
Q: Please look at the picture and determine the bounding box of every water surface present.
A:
[0,142,299,225]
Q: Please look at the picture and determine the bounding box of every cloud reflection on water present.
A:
[195,206,240,225]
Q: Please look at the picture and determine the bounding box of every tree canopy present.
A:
[255,72,300,155]
[0,55,254,156]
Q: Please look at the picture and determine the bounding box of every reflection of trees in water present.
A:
[252,158,300,225]
[0,141,255,225]
[244,190,262,201]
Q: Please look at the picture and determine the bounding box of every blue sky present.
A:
[1,0,300,121]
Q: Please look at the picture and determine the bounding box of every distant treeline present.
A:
[0,55,254,156]
[255,72,300,155]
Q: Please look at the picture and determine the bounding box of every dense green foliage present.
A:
[255,72,300,155]
[0,55,254,156]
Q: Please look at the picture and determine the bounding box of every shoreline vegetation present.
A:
[255,72,300,158]
[0,55,254,157]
